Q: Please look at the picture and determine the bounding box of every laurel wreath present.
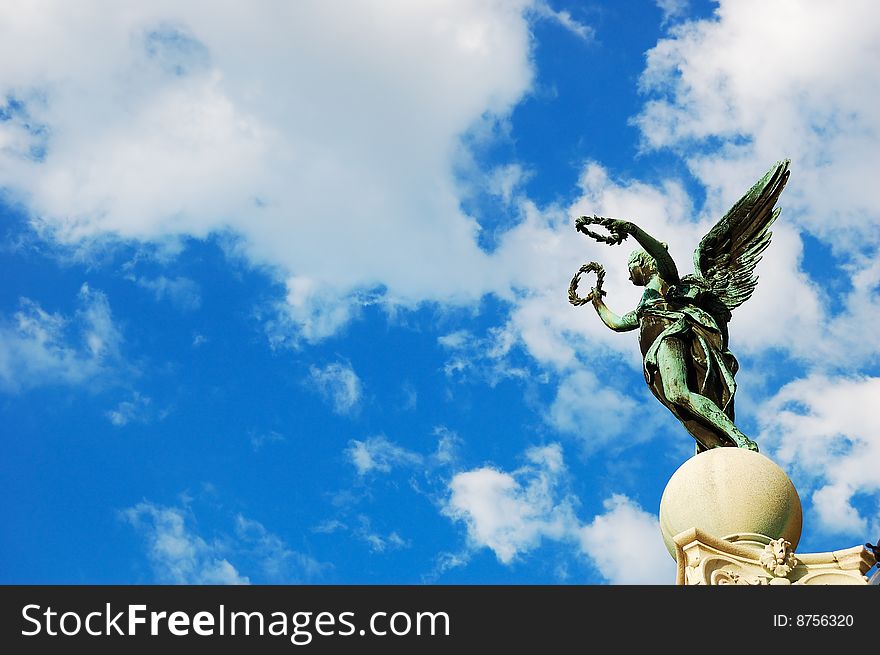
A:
[568,262,605,306]
[574,215,629,245]
[568,215,628,307]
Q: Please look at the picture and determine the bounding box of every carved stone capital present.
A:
[673,528,876,585]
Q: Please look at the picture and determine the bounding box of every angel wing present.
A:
[686,159,790,321]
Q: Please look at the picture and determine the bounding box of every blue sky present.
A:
[1,0,878,585]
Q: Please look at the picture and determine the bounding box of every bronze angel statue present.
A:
[569,160,790,453]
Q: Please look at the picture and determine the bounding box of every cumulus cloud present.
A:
[758,375,880,537]
[0,283,123,391]
[579,495,674,584]
[443,443,672,581]
[6,2,865,384]
[308,361,362,416]
[345,435,422,476]
[443,443,578,564]
[122,501,249,585]
[0,0,542,342]
[548,369,651,451]
[1,2,875,371]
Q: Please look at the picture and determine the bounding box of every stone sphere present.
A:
[659,447,802,558]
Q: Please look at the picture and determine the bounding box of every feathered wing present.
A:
[690,159,790,316]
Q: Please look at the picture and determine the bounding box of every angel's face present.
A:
[628,261,648,286]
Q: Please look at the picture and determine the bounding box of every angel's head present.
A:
[627,248,657,286]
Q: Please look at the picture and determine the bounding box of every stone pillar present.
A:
[659,448,876,585]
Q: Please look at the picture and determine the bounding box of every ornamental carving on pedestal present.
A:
[674,528,875,585]
[711,570,770,585]
[759,538,798,578]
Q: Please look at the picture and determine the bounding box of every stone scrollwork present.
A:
[711,570,769,585]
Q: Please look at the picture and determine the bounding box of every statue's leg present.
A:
[656,337,758,451]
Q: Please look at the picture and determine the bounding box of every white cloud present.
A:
[0,283,124,391]
[487,163,533,206]
[578,494,674,584]
[311,519,346,535]
[7,2,867,388]
[634,0,880,255]
[820,255,880,368]
[309,515,409,554]
[0,0,542,340]
[398,380,418,411]
[758,374,880,537]
[249,429,285,451]
[437,330,470,350]
[234,515,325,582]
[354,516,410,553]
[425,550,473,581]
[122,501,249,585]
[124,500,325,584]
[267,281,364,347]
[531,2,594,41]
[443,443,579,565]
[432,426,463,466]
[345,435,422,476]
[308,361,362,416]
[438,324,531,384]
[105,391,152,426]
[655,0,689,25]
[548,369,650,451]
[443,443,673,582]
[490,153,871,375]
[131,275,202,311]
[1,3,874,371]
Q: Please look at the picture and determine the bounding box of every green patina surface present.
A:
[569,160,791,453]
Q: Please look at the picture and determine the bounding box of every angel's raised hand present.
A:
[607,219,634,237]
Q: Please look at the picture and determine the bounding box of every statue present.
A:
[568,160,790,453]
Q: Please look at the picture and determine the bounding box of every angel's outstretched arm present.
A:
[613,221,680,285]
[592,294,638,332]
[630,225,679,283]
